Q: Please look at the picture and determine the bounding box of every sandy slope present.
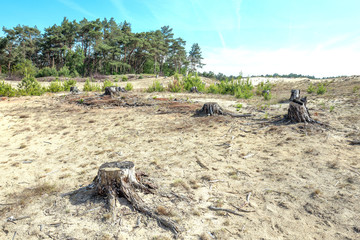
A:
[0,77,359,240]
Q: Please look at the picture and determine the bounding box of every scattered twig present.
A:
[246,192,252,203]
[195,157,209,170]
[44,141,52,144]
[0,203,16,206]
[230,203,255,213]
[7,216,30,223]
[134,216,141,228]
[208,205,243,216]
[208,179,225,183]
[12,231,16,240]
[243,153,255,159]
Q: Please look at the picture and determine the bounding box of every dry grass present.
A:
[1,182,61,217]
[156,206,175,217]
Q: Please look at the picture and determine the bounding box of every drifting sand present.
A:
[0,76,359,239]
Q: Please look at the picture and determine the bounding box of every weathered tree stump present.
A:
[190,86,198,93]
[289,89,300,101]
[287,91,313,123]
[70,86,79,94]
[104,86,126,96]
[198,102,224,116]
[93,161,180,235]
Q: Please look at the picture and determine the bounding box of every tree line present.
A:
[0,17,204,77]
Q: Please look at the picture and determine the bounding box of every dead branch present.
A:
[208,206,244,216]
[195,157,209,170]
[348,140,360,145]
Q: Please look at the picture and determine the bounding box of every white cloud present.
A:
[109,0,132,22]
[57,0,96,17]
[202,44,360,78]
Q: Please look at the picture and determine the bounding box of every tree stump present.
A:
[287,91,313,123]
[198,102,224,116]
[190,86,198,93]
[93,161,180,235]
[289,89,300,101]
[70,86,79,94]
[104,86,126,96]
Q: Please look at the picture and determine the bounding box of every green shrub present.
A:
[183,73,205,92]
[58,66,70,77]
[168,79,183,92]
[83,79,101,92]
[235,103,243,111]
[307,83,315,93]
[173,72,180,81]
[256,80,272,95]
[0,81,17,97]
[122,75,128,82]
[48,79,64,92]
[353,86,360,93]
[147,81,164,92]
[102,80,115,91]
[36,67,58,77]
[70,70,79,78]
[139,75,143,79]
[317,83,327,95]
[206,84,219,94]
[14,60,37,77]
[263,91,272,100]
[125,82,133,91]
[329,105,335,112]
[63,79,77,91]
[234,86,253,99]
[18,74,44,96]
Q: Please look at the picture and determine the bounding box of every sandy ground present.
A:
[0,76,360,240]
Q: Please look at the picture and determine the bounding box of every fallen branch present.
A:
[208,206,243,216]
[348,140,360,145]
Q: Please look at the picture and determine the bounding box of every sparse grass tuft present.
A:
[156,206,175,217]
[170,179,190,190]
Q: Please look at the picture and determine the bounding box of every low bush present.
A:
[58,66,70,77]
[47,79,64,92]
[256,80,272,96]
[102,80,115,91]
[183,73,205,92]
[317,83,327,95]
[0,81,17,97]
[125,82,133,91]
[36,67,58,77]
[17,74,44,96]
[168,79,183,92]
[83,79,101,92]
[147,81,164,92]
[122,75,128,82]
[307,83,315,93]
[63,79,77,91]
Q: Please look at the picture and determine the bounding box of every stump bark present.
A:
[93,161,180,235]
[190,86,198,93]
[104,86,126,96]
[289,89,300,101]
[287,91,313,123]
[70,86,79,93]
[198,102,224,116]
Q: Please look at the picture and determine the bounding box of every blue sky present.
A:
[1,0,360,77]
